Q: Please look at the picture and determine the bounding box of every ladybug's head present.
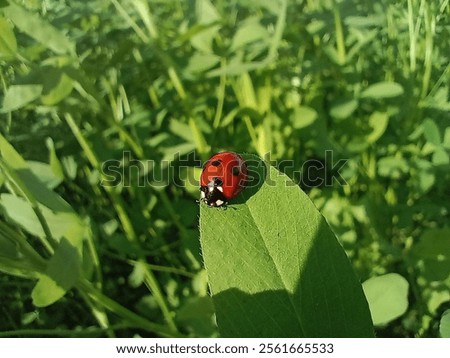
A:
[200,177,227,207]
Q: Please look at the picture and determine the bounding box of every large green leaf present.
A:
[199,154,374,337]
[362,273,409,326]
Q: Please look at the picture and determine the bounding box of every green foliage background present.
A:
[0,0,449,337]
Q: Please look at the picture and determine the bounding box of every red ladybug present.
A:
[200,152,247,207]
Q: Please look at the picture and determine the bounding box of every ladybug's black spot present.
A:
[231,166,240,176]
[211,160,221,167]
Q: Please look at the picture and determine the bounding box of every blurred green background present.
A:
[0,0,449,337]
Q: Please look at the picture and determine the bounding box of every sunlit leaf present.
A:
[3,2,75,55]
[190,0,221,53]
[32,238,82,307]
[362,273,409,326]
[0,16,17,59]
[361,81,404,99]
[377,156,409,179]
[291,106,318,129]
[28,161,63,189]
[46,138,65,184]
[367,111,389,143]
[41,71,74,105]
[1,84,43,112]
[230,17,268,52]
[329,98,358,119]
[200,154,374,337]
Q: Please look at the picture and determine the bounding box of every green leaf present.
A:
[421,259,450,282]
[422,118,441,146]
[0,16,17,59]
[185,53,220,75]
[362,273,409,326]
[128,261,146,288]
[291,106,318,129]
[361,81,404,99]
[414,159,435,194]
[176,296,216,337]
[28,161,63,189]
[235,72,258,109]
[0,194,44,237]
[440,310,450,338]
[411,228,450,259]
[377,156,409,179]
[190,0,221,53]
[46,137,65,184]
[196,0,220,24]
[0,194,86,244]
[169,119,194,142]
[238,0,281,14]
[443,128,450,149]
[230,17,268,52]
[32,238,82,307]
[329,98,358,119]
[3,2,75,55]
[207,58,267,77]
[61,155,77,180]
[432,147,449,166]
[428,290,450,314]
[0,133,73,211]
[41,71,74,105]
[0,256,40,279]
[0,137,85,307]
[199,154,373,337]
[367,111,389,143]
[1,84,43,112]
[345,15,384,28]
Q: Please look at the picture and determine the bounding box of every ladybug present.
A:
[200,152,247,207]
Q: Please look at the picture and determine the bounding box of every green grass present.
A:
[0,0,449,337]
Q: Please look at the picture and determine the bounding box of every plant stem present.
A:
[407,0,417,73]
[213,58,227,130]
[420,2,434,99]
[78,279,182,337]
[332,0,346,65]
